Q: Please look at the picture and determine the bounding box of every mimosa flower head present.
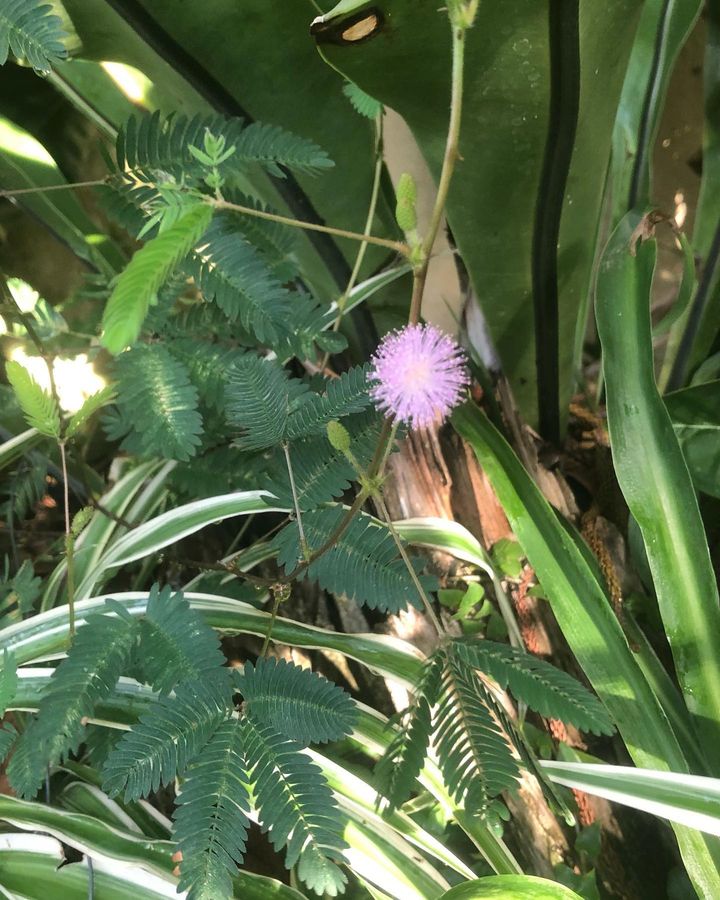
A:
[368,324,469,430]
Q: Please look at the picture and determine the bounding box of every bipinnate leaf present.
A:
[8,604,138,797]
[65,384,117,439]
[5,360,60,438]
[101,202,213,354]
[242,717,348,896]
[225,354,307,451]
[111,344,203,461]
[235,658,357,746]
[273,505,433,613]
[453,639,615,735]
[0,0,68,74]
[138,584,226,695]
[375,652,444,812]
[174,715,251,900]
[102,674,231,802]
[433,653,520,812]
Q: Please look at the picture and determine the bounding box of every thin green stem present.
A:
[0,179,107,198]
[408,24,467,324]
[283,441,309,560]
[375,494,444,636]
[260,585,287,657]
[209,195,408,257]
[59,441,75,639]
[323,115,385,363]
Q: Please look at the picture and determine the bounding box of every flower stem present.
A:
[408,23,467,324]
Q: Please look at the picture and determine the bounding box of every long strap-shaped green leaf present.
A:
[0,795,306,899]
[452,401,720,897]
[595,208,720,769]
[540,761,720,838]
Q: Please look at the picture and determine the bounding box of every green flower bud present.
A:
[395,172,418,234]
[327,420,351,453]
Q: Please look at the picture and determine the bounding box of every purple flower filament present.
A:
[369,324,469,429]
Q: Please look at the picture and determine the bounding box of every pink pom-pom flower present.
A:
[368,324,469,430]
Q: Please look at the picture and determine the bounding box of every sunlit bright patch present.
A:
[9,347,106,413]
[101,61,151,105]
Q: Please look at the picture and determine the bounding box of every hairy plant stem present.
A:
[321,114,385,369]
[408,24,467,324]
[210,196,408,257]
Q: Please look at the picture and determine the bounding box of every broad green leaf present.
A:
[0,115,122,276]
[665,380,720,498]
[0,834,174,899]
[609,0,703,223]
[596,210,720,769]
[0,648,16,715]
[541,761,720,839]
[96,489,283,571]
[315,0,643,426]
[0,427,42,472]
[452,401,720,897]
[5,359,60,438]
[684,1,720,373]
[440,876,583,899]
[101,202,213,353]
[0,796,306,899]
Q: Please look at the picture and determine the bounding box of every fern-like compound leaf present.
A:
[284,365,371,441]
[342,82,383,120]
[5,360,60,439]
[165,338,245,413]
[188,217,293,345]
[138,584,226,695]
[452,639,615,736]
[65,384,117,439]
[268,411,383,511]
[225,355,307,451]
[433,653,520,812]
[0,0,68,74]
[102,675,231,802]
[375,652,444,812]
[174,714,251,900]
[8,605,138,798]
[101,202,213,354]
[0,722,17,764]
[229,121,333,177]
[242,717,348,895]
[111,344,203,461]
[116,112,332,183]
[235,658,357,746]
[273,506,432,612]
